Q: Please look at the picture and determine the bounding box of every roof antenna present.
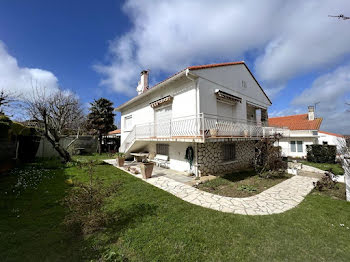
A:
[328,14,350,20]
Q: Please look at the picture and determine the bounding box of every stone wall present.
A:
[197,140,256,176]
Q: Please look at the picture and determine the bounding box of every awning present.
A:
[215,89,242,104]
[150,95,173,108]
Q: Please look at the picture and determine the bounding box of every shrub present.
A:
[63,160,119,235]
[306,145,336,163]
[313,172,338,191]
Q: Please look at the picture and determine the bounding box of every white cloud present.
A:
[0,41,59,100]
[291,64,350,134]
[96,0,350,97]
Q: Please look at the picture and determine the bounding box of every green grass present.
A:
[1,155,350,261]
[301,161,344,176]
[198,170,291,197]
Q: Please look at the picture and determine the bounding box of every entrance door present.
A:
[154,105,172,137]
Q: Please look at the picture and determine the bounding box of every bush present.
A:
[313,172,338,191]
[63,161,119,235]
[306,144,336,163]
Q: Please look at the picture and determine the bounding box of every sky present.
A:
[0,0,349,133]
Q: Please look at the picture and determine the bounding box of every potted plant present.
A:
[140,160,154,179]
[115,152,125,167]
[209,128,218,137]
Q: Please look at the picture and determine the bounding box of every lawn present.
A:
[301,161,344,176]
[197,170,291,197]
[1,154,350,261]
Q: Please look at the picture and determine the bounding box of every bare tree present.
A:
[0,89,19,114]
[26,87,83,162]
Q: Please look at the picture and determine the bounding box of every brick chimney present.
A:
[136,70,149,95]
[308,106,315,120]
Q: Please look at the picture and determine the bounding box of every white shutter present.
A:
[217,101,234,119]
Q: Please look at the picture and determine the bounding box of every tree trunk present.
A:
[98,133,102,155]
[45,134,72,162]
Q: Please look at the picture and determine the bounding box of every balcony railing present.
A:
[120,114,289,152]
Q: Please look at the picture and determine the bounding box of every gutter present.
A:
[185,69,200,177]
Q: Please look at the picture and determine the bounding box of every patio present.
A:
[104,159,195,184]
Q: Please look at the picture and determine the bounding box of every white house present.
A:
[269,107,323,158]
[116,62,286,177]
[318,131,346,154]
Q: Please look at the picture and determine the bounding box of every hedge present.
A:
[306,144,336,163]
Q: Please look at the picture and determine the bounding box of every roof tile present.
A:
[269,114,322,130]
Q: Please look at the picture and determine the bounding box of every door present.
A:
[154,105,172,137]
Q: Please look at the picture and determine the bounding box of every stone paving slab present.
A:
[104,159,319,216]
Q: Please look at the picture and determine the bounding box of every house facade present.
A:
[116,62,287,177]
[318,131,346,154]
[269,108,323,158]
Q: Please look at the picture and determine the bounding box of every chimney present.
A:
[136,70,149,95]
[308,106,315,120]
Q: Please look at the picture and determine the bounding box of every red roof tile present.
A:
[108,129,121,135]
[188,61,245,70]
[319,131,344,138]
[269,114,322,130]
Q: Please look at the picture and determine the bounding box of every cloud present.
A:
[95,0,350,97]
[0,41,59,100]
[289,64,350,133]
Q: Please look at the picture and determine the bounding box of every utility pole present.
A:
[314,101,320,119]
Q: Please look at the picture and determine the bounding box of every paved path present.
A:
[105,159,319,216]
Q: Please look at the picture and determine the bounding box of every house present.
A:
[116,62,287,177]
[102,129,121,152]
[269,107,323,158]
[318,131,346,154]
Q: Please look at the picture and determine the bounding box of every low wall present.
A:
[197,140,255,176]
[36,136,98,158]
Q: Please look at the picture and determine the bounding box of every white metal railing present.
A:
[119,114,289,153]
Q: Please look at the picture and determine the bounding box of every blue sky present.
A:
[0,0,349,133]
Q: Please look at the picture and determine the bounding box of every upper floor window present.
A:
[124,115,133,131]
[312,131,318,136]
[242,80,247,88]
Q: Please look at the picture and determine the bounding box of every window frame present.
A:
[222,143,236,162]
[124,115,133,131]
[156,143,169,156]
[297,141,303,152]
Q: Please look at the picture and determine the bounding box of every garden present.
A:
[1,154,350,261]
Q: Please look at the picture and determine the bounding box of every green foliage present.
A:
[306,144,337,163]
[115,152,125,158]
[87,98,116,135]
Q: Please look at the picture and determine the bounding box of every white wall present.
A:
[195,64,271,120]
[318,132,346,153]
[142,141,195,173]
[276,137,317,158]
[120,79,196,144]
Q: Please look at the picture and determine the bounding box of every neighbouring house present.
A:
[269,107,322,158]
[318,131,346,154]
[116,62,287,177]
[103,129,121,152]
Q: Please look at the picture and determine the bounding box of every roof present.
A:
[115,61,272,111]
[319,131,344,138]
[108,129,121,135]
[269,114,323,130]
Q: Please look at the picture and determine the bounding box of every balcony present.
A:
[120,114,289,153]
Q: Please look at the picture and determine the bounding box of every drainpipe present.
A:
[185,69,200,177]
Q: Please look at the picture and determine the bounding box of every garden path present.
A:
[104,159,319,215]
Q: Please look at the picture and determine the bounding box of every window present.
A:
[242,80,247,88]
[291,141,303,152]
[297,141,303,152]
[124,115,133,131]
[222,144,236,161]
[323,141,328,145]
[312,131,318,136]
[156,144,169,155]
[290,141,296,152]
